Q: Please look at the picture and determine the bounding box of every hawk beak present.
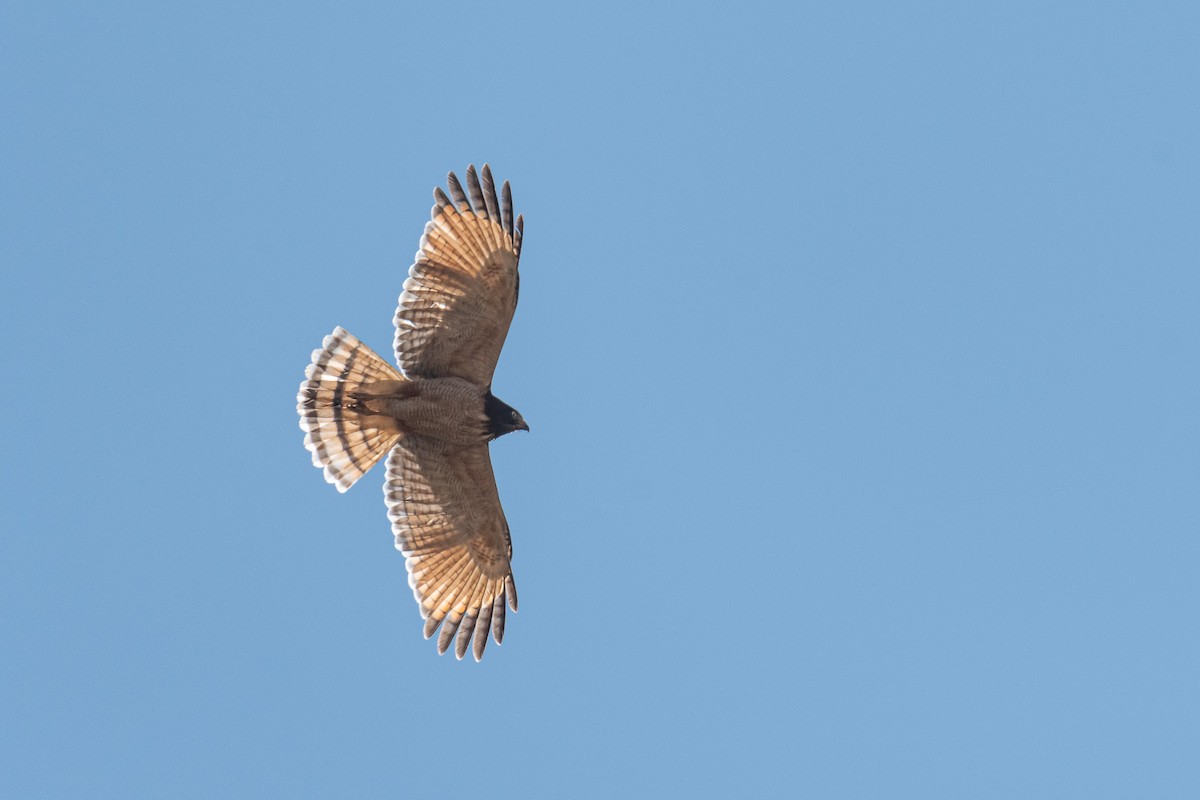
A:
[518,419,530,432]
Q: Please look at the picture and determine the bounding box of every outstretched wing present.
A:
[394,164,523,386]
[384,436,518,661]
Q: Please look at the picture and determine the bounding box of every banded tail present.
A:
[298,327,406,492]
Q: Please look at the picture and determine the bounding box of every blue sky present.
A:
[3,2,1198,797]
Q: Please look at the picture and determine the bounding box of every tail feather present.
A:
[298,327,405,492]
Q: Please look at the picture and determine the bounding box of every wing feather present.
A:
[423,549,477,629]
[472,585,495,661]
[480,165,502,248]
[452,571,489,659]
[468,164,501,253]
[491,587,507,644]
[385,436,515,659]
[462,185,502,271]
[505,573,518,612]
[501,180,514,239]
[446,170,470,210]
[394,165,521,385]
[445,177,489,263]
[465,165,487,218]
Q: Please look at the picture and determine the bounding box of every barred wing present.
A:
[394,164,523,386]
[385,436,518,661]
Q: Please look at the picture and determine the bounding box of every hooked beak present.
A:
[518,418,530,432]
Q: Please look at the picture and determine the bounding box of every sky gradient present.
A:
[3,3,1198,797]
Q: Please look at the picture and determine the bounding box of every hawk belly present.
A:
[368,377,490,446]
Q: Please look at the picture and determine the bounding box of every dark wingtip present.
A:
[446,171,469,210]
[506,574,518,612]
[492,592,506,644]
[501,180,514,237]
[480,164,500,221]
[464,164,486,218]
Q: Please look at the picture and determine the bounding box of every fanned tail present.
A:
[298,327,405,492]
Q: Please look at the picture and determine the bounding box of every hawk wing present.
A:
[385,435,518,661]
[394,164,523,386]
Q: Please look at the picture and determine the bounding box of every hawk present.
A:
[297,164,528,661]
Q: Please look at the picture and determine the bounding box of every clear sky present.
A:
[3,2,1198,797]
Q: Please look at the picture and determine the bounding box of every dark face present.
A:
[484,392,529,439]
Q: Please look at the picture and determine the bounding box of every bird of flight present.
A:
[297,164,528,661]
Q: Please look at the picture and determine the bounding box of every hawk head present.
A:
[484,392,529,439]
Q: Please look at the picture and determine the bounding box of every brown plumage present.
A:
[297,164,527,661]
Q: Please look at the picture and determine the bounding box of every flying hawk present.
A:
[297,164,527,661]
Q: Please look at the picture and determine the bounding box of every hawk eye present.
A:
[510,410,519,421]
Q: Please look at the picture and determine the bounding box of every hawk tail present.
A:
[298,326,405,492]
